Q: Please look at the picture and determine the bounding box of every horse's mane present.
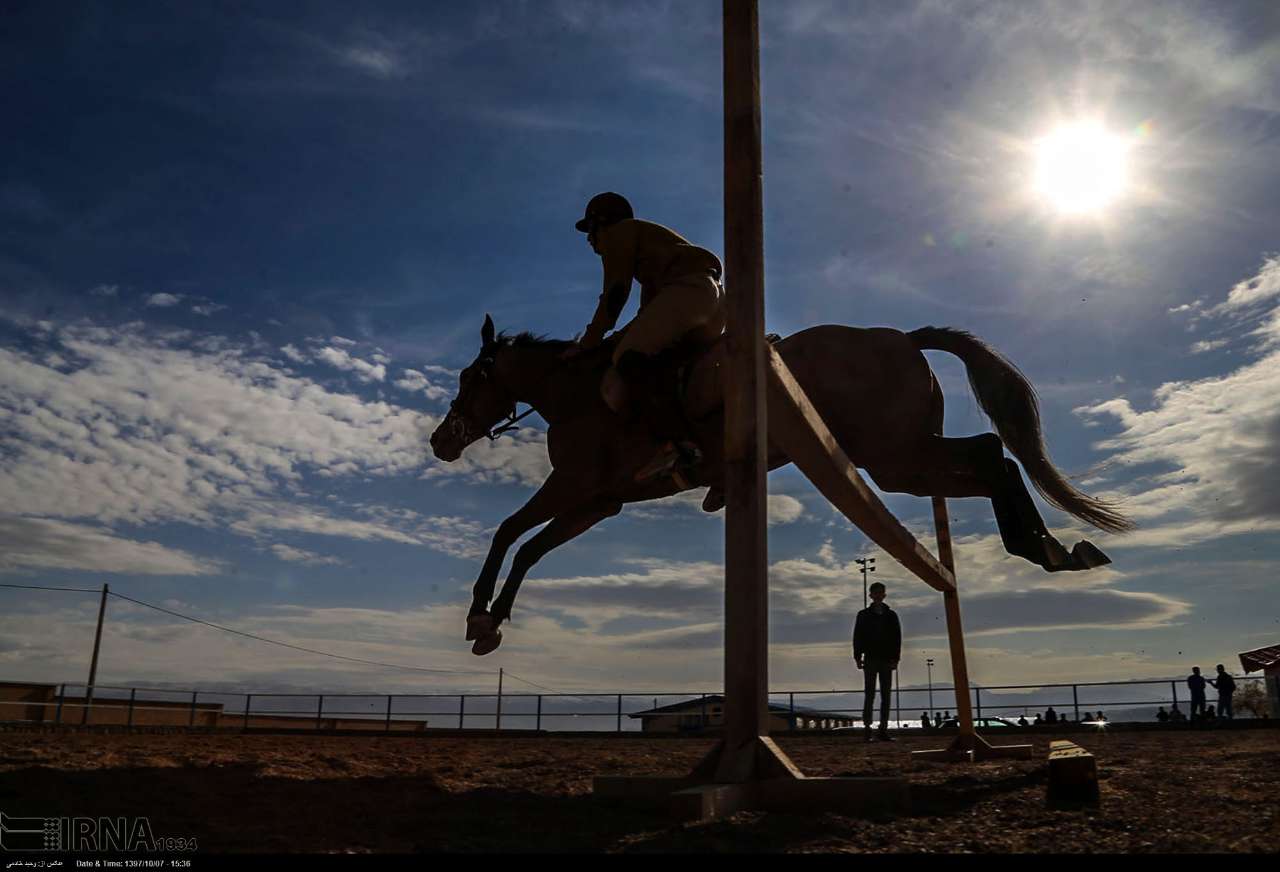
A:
[495,331,575,351]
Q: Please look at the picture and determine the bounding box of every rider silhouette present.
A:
[562,192,725,486]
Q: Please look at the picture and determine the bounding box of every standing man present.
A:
[1187,666,1208,721]
[853,581,902,742]
[1209,664,1236,719]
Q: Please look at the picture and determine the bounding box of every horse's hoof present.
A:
[1070,540,1111,569]
[702,488,725,513]
[471,631,502,656]
[466,613,492,642]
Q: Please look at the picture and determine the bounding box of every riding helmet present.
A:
[575,192,634,232]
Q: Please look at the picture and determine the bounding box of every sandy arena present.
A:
[3,727,1277,853]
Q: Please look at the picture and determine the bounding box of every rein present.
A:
[486,406,535,441]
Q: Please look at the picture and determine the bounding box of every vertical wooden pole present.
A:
[385,695,394,732]
[932,497,975,736]
[83,582,109,725]
[721,0,769,773]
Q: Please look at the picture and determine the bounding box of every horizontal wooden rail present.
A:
[765,345,955,593]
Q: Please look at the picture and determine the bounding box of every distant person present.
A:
[934,711,943,729]
[1033,713,1043,726]
[1205,704,1216,720]
[920,711,932,731]
[852,581,901,742]
[1170,704,1186,723]
[1017,715,1029,727]
[1045,707,1059,724]
[1096,711,1107,723]
[1208,665,1236,719]
[1156,706,1169,723]
[1187,667,1208,720]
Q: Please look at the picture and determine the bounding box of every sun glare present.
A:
[1033,122,1131,215]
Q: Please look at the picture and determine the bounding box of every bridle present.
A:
[445,350,535,444]
[485,405,534,441]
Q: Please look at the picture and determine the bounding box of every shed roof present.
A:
[628,694,845,719]
[1239,644,1280,673]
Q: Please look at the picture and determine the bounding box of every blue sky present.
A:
[2,0,1279,701]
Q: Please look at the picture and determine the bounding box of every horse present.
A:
[430,315,1132,655]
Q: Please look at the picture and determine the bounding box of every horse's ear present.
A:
[481,314,495,347]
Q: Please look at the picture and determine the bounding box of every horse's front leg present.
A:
[490,501,623,626]
[471,501,622,656]
[468,471,573,624]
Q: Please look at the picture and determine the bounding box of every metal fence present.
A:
[0,675,1268,733]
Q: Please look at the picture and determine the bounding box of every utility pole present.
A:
[496,668,504,732]
[855,556,876,607]
[83,583,109,724]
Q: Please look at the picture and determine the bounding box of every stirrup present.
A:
[634,441,702,484]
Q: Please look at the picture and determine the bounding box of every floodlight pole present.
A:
[855,556,875,608]
[926,657,935,717]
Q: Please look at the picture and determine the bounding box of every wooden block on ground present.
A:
[1047,740,1099,804]
[670,783,754,822]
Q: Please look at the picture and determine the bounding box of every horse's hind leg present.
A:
[870,434,1110,572]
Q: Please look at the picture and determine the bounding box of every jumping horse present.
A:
[430,315,1132,655]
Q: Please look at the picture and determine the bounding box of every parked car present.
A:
[939,716,1020,730]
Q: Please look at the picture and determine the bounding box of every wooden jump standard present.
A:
[594,0,1025,822]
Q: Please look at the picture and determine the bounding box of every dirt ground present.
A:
[2,727,1277,853]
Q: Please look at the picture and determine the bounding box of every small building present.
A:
[1239,644,1280,718]
[629,694,857,734]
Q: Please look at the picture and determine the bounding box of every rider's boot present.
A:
[614,351,702,485]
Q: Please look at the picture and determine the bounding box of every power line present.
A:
[103,590,495,677]
[0,582,102,594]
[502,670,563,694]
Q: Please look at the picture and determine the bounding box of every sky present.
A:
[2,0,1279,709]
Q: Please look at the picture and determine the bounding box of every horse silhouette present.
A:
[431,315,1131,655]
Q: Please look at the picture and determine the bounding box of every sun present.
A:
[1033,122,1132,215]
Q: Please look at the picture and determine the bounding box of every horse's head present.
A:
[429,314,517,462]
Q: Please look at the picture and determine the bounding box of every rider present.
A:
[564,192,725,484]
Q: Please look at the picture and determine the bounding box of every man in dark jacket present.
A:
[1187,666,1208,720]
[1208,664,1236,719]
[853,581,902,742]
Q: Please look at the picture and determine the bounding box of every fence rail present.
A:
[0,675,1268,733]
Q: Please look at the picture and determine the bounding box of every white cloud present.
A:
[144,293,182,308]
[1209,253,1280,315]
[0,516,220,576]
[393,369,450,402]
[280,344,308,363]
[423,428,552,489]
[0,318,474,568]
[88,284,118,297]
[191,302,227,317]
[1077,256,1280,538]
[268,543,345,567]
[315,346,386,383]
[1190,339,1228,354]
[768,494,806,526]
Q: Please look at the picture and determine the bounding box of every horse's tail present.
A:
[908,326,1134,534]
